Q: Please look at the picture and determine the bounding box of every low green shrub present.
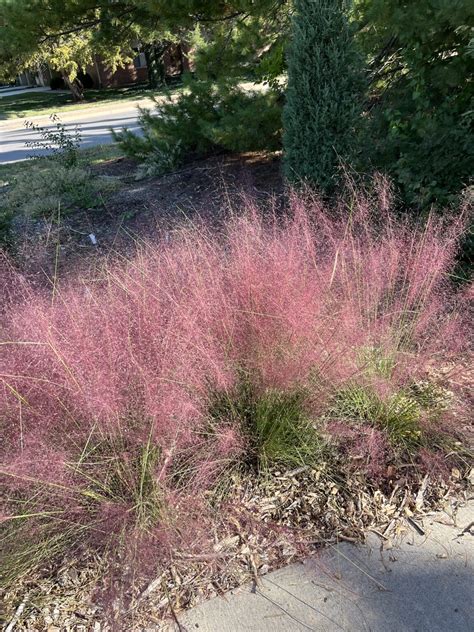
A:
[365,97,473,210]
[113,76,282,172]
[134,141,183,181]
[201,87,282,153]
[0,144,123,246]
[0,117,120,245]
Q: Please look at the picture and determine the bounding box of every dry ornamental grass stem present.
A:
[0,179,472,627]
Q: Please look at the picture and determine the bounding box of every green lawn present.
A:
[0,82,180,120]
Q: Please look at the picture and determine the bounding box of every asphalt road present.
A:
[0,98,152,163]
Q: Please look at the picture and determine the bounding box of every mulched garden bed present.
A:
[8,151,283,286]
[2,464,471,631]
[2,152,472,631]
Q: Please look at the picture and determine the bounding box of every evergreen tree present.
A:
[354,0,473,208]
[283,0,365,192]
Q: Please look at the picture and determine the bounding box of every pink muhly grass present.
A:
[327,421,389,479]
[0,179,471,591]
[417,448,451,478]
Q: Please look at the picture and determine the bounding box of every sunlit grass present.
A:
[0,83,183,120]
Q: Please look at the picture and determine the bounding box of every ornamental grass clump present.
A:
[0,180,471,596]
[208,380,323,471]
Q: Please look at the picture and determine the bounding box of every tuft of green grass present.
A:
[330,378,456,450]
[0,518,89,591]
[0,429,164,590]
[329,384,423,448]
[209,381,323,470]
[72,428,164,529]
[357,345,397,378]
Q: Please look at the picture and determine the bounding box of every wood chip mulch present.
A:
[2,463,472,632]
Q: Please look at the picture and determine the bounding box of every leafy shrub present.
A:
[114,76,282,171]
[355,0,473,208]
[365,93,473,209]
[25,114,81,167]
[0,181,470,594]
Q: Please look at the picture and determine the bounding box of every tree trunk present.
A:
[176,43,191,75]
[144,42,169,89]
[63,74,85,102]
[179,42,192,74]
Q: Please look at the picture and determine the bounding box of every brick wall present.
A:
[87,58,148,89]
[87,42,191,90]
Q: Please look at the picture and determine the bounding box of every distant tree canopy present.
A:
[0,0,165,99]
[1,0,471,207]
[0,1,289,98]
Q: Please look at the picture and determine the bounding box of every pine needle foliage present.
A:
[283,0,366,193]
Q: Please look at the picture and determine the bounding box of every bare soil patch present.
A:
[10,151,283,284]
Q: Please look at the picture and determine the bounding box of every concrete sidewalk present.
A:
[178,500,473,631]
